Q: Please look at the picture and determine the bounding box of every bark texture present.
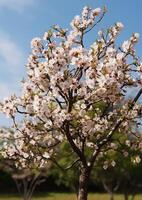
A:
[77,167,90,200]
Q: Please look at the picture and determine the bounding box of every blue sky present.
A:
[0,0,142,124]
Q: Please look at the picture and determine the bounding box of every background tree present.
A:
[0,160,48,200]
[92,137,142,200]
[50,141,79,192]
[0,128,51,200]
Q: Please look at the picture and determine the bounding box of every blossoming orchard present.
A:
[1,6,142,200]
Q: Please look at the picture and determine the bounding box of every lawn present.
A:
[0,193,142,200]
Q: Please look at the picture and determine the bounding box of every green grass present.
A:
[0,193,142,200]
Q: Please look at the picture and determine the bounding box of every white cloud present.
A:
[0,31,25,100]
[0,31,24,73]
[0,0,35,12]
[0,82,12,99]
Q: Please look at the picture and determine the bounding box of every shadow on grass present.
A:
[33,192,75,198]
[33,193,53,198]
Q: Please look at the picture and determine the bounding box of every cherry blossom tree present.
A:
[0,159,48,200]
[92,134,142,200]
[1,6,142,200]
[0,128,51,200]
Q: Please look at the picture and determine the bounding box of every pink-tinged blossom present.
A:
[31,37,42,49]
[92,8,101,16]
[122,40,130,52]
[116,22,124,30]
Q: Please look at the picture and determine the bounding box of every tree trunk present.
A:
[102,179,115,200]
[131,194,136,200]
[124,193,129,200]
[77,167,90,200]
[110,192,114,200]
